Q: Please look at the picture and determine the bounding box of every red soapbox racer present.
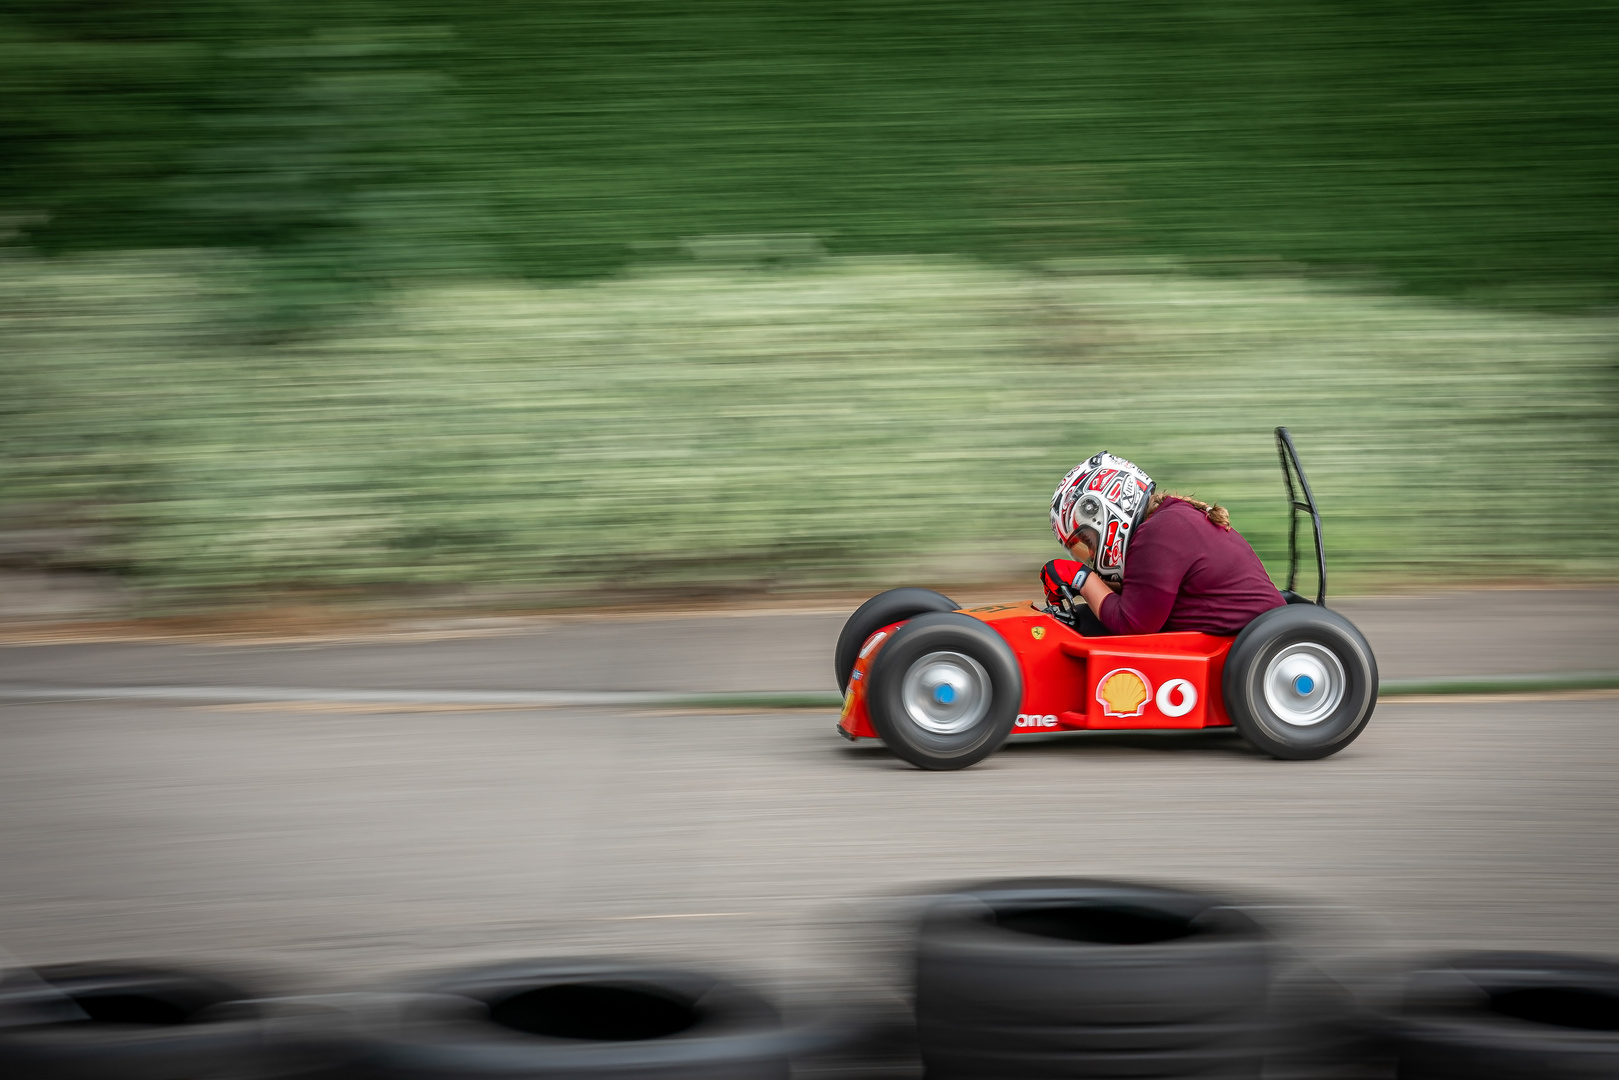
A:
[835,429,1377,769]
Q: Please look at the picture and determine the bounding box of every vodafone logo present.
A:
[1015,713,1058,728]
[1155,678,1198,717]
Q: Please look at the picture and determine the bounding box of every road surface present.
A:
[2,588,1616,695]
[0,694,1614,996]
[0,587,1615,998]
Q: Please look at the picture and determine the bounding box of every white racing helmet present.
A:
[1050,452,1155,583]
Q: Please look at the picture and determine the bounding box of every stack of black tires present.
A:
[354,959,828,1080]
[1389,952,1619,1079]
[915,880,1271,1079]
[0,963,363,1079]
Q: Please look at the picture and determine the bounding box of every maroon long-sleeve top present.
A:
[1097,498,1286,635]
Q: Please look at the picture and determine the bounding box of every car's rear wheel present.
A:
[1222,604,1377,760]
[867,612,1020,770]
[834,587,959,694]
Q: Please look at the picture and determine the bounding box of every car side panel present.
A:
[966,603,1235,731]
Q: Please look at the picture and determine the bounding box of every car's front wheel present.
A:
[867,612,1021,770]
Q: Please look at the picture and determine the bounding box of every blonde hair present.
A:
[1147,491,1231,530]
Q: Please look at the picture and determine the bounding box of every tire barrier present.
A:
[1259,960,1383,1080]
[0,962,357,1079]
[359,960,807,1079]
[914,879,1271,1079]
[786,993,920,1080]
[5,910,1617,1079]
[1389,952,1619,1079]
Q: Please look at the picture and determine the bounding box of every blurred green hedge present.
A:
[4,252,1615,598]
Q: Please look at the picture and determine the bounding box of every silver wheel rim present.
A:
[1263,642,1346,727]
[900,650,991,735]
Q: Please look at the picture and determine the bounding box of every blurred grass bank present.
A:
[3,252,1615,608]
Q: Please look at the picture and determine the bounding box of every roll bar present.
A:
[1275,427,1326,605]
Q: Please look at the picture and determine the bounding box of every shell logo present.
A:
[1096,667,1152,718]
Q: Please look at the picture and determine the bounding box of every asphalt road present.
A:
[3,588,1617,694]
[1,588,1615,1002]
[1,694,1616,997]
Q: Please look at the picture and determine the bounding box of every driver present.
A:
[1042,452,1285,636]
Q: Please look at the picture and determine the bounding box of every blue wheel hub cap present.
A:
[902,651,991,736]
[1264,643,1346,727]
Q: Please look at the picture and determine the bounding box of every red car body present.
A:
[838,430,1376,766]
[839,602,1237,740]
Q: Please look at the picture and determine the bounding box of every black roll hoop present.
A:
[1275,426,1327,606]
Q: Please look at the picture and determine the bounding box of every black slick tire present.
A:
[1390,952,1619,1079]
[865,612,1020,771]
[915,879,1271,1078]
[834,588,958,694]
[365,960,793,1079]
[1222,604,1377,760]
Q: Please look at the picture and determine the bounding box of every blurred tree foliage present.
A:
[2,0,1615,307]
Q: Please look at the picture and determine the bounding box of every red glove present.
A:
[1041,559,1091,605]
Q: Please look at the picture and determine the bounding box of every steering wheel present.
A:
[1043,579,1083,627]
